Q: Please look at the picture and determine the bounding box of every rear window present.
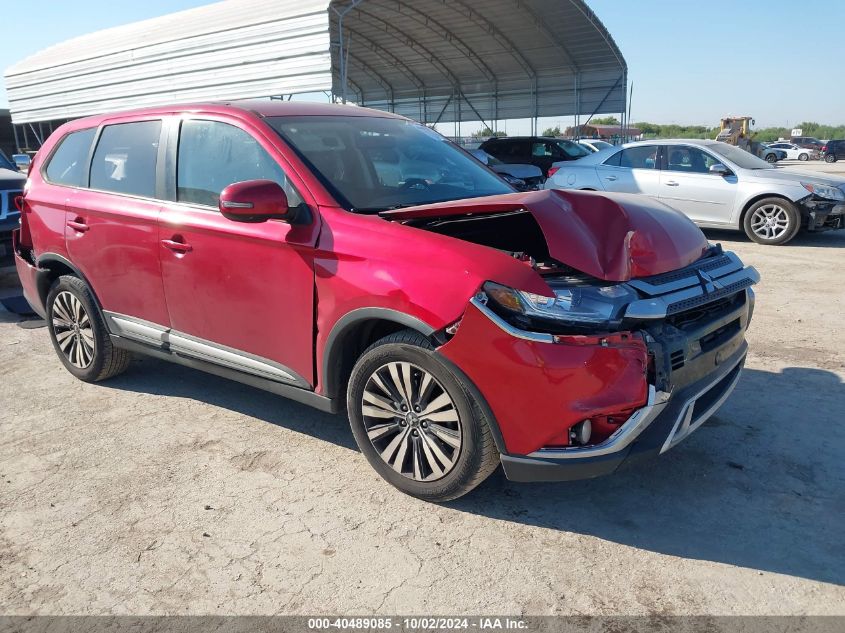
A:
[44,128,96,187]
[90,121,161,198]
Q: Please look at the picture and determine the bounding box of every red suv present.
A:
[13,102,759,501]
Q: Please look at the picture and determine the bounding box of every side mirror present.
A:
[709,163,731,176]
[219,179,293,223]
[12,154,31,172]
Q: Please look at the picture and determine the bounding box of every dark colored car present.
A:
[479,136,591,177]
[15,102,758,502]
[791,136,824,151]
[0,152,26,257]
[821,140,845,163]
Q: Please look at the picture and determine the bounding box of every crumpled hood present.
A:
[382,189,709,281]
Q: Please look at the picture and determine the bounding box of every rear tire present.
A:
[46,275,131,382]
[825,154,837,163]
[742,197,801,245]
[347,329,499,502]
[798,153,809,161]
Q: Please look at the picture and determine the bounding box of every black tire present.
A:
[346,329,499,502]
[765,153,777,163]
[798,153,809,161]
[825,154,836,163]
[742,197,801,245]
[46,275,131,382]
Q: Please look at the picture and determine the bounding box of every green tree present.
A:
[542,126,562,137]
[471,127,506,139]
[590,116,620,125]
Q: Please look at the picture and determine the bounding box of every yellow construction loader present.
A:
[716,116,756,151]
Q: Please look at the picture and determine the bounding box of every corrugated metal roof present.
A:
[5,0,626,125]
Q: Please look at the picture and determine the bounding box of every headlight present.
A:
[483,281,636,330]
[802,182,845,201]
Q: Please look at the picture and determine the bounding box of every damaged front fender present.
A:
[437,298,650,456]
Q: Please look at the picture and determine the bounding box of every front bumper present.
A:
[800,197,845,232]
[500,341,746,481]
[437,250,758,483]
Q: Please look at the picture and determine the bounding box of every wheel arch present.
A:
[321,308,438,400]
[35,253,102,311]
[738,192,802,227]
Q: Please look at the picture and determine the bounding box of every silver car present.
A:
[544,139,845,245]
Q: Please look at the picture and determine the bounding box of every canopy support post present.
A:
[333,0,366,104]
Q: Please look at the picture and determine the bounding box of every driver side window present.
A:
[177,119,303,208]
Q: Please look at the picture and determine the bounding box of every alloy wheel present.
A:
[361,361,462,481]
[749,204,790,241]
[51,291,95,368]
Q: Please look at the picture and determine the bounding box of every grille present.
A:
[665,278,754,315]
[641,253,733,287]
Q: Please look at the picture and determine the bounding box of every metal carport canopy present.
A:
[4,0,627,127]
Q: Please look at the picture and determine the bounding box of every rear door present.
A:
[658,145,737,224]
[157,115,320,387]
[594,145,662,196]
[64,118,170,327]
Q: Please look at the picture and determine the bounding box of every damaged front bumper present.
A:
[800,197,845,232]
[499,341,746,482]
[437,250,759,483]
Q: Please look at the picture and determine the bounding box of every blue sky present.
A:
[2,0,843,128]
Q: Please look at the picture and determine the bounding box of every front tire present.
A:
[742,198,801,245]
[46,275,131,382]
[347,329,499,502]
[765,153,777,163]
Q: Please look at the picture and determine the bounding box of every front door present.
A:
[158,117,319,387]
[659,145,737,225]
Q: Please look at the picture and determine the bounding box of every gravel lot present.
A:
[1,165,843,615]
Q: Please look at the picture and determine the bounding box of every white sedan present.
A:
[544,139,845,245]
[767,142,814,161]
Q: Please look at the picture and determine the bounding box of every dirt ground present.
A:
[1,172,843,615]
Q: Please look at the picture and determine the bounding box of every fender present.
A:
[321,307,436,399]
[34,252,104,311]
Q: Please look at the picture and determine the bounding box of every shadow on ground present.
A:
[101,355,845,586]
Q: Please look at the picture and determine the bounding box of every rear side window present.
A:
[44,128,96,187]
[177,119,301,208]
[604,146,659,169]
[90,121,161,198]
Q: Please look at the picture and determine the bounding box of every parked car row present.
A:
[543,139,845,245]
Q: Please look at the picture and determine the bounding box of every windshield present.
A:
[587,140,613,151]
[709,142,773,169]
[554,139,591,158]
[268,116,513,212]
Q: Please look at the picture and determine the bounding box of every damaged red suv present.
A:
[14,102,759,501]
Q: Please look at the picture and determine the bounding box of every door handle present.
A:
[66,219,89,232]
[665,181,679,186]
[604,175,617,181]
[161,238,192,253]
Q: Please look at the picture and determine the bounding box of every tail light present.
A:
[547,166,560,177]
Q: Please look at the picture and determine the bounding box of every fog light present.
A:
[569,419,592,446]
